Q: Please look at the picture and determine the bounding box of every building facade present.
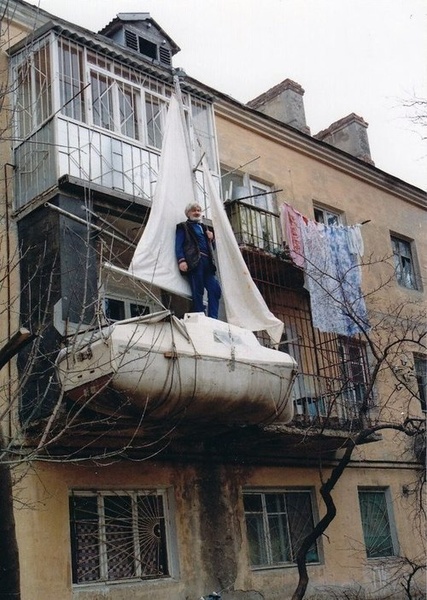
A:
[0,1,425,599]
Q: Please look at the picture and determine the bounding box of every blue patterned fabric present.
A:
[302,222,369,336]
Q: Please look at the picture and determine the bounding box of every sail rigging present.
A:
[129,94,284,345]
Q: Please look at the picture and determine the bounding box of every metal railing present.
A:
[225,199,282,255]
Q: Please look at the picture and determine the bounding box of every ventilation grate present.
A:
[159,46,171,66]
[124,30,138,52]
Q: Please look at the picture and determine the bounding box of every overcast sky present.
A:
[28,0,427,191]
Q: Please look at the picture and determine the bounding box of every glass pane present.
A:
[243,493,263,512]
[286,492,319,563]
[359,491,395,558]
[118,83,139,139]
[59,41,85,121]
[145,94,165,149]
[265,493,286,513]
[137,495,169,577]
[245,513,268,566]
[69,496,100,583]
[104,495,135,580]
[105,298,125,321]
[33,45,52,124]
[91,72,114,130]
[130,303,150,318]
[268,513,291,563]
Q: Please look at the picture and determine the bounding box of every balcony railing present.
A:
[225,199,282,255]
[292,372,372,428]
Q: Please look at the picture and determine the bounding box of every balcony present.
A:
[14,117,161,212]
[225,198,283,255]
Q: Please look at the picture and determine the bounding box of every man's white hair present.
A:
[185,202,202,216]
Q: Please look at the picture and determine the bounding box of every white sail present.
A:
[128,95,193,297]
[129,94,284,345]
[202,161,284,345]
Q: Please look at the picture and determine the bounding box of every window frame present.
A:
[390,234,418,290]
[357,488,398,559]
[69,489,175,585]
[413,354,427,412]
[313,203,343,226]
[243,488,320,569]
[13,36,53,141]
[221,168,280,252]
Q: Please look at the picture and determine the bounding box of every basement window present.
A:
[69,490,172,584]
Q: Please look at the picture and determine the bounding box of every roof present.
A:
[98,13,180,55]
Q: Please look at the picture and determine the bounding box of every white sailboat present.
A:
[56,93,297,425]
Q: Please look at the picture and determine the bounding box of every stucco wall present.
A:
[14,459,425,600]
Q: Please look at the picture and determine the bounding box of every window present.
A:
[69,490,171,584]
[391,236,417,289]
[358,489,396,559]
[90,71,141,140]
[243,490,319,568]
[313,205,342,226]
[58,40,86,122]
[414,355,427,412]
[104,297,151,322]
[145,93,167,149]
[15,42,52,139]
[338,338,370,419]
[222,169,280,252]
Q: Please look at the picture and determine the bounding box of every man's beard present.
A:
[188,216,202,222]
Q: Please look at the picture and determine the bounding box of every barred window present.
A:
[358,489,397,559]
[58,40,86,122]
[243,490,319,568]
[69,490,171,584]
[15,41,52,139]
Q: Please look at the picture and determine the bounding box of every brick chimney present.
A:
[247,79,310,134]
[314,113,374,165]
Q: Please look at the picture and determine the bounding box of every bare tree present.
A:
[289,256,426,600]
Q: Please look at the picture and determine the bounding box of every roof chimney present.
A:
[315,113,374,165]
[247,79,310,134]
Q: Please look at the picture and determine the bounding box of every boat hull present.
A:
[57,312,297,425]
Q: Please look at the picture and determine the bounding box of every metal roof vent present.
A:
[99,13,179,68]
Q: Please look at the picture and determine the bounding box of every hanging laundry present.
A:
[298,217,368,336]
[324,225,369,336]
[280,203,306,268]
[301,220,348,335]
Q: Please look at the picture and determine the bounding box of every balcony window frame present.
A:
[243,488,320,569]
[13,35,53,141]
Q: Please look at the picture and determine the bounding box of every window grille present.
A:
[358,489,396,558]
[69,490,170,584]
[58,39,86,121]
[15,41,52,139]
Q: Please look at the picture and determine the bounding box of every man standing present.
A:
[175,203,221,318]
